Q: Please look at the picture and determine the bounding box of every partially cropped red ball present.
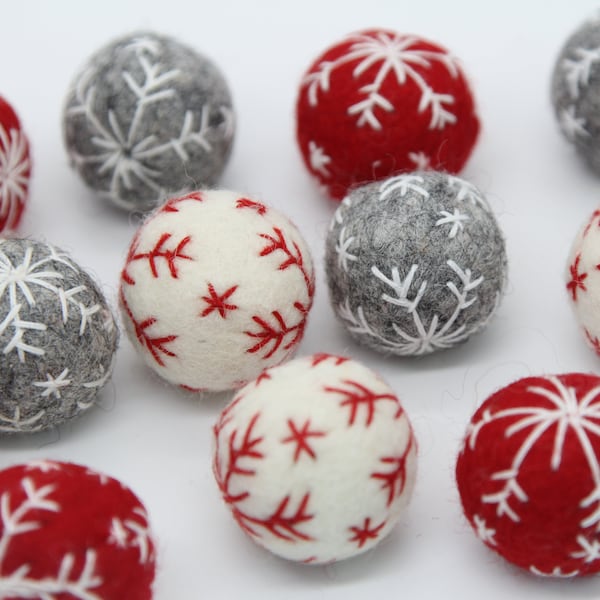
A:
[456,374,600,577]
[296,29,480,200]
[0,96,31,232]
[0,461,156,598]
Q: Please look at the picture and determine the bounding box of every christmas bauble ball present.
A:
[120,190,314,392]
[325,172,507,356]
[551,14,600,174]
[0,96,31,233]
[63,31,235,212]
[456,373,600,577]
[0,460,156,598]
[295,29,480,200]
[213,353,416,563]
[0,238,118,433]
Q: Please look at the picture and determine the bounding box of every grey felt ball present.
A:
[63,31,235,212]
[551,13,600,173]
[0,239,118,433]
[325,172,507,356]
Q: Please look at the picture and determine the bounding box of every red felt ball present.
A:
[0,96,31,233]
[456,374,600,577]
[295,29,480,200]
[0,461,156,598]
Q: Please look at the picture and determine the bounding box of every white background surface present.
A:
[2,0,600,597]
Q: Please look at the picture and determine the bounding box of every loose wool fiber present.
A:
[119,190,315,392]
[213,354,417,564]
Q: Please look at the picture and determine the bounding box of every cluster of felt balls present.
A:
[2,13,600,597]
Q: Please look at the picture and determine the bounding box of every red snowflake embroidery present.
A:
[311,353,349,367]
[200,283,239,318]
[282,419,326,462]
[324,380,398,426]
[180,384,206,393]
[585,328,600,356]
[584,210,600,236]
[371,436,414,507]
[160,191,204,212]
[566,253,587,301]
[348,517,386,548]
[236,198,267,215]
[254,370,272,387]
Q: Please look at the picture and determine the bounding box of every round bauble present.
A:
[63,31,235,212]
[295,29,480,200]
[325,172,507,356]
[456,373,600,577]
[0,96,31,233]
[0,238,118,433]
[551,14,600,174]
[0,460,155,598]
[119,190,314,392]
[213,353,416,563]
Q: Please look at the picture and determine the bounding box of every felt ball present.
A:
[295,29,480,200]
[0,460,156,598]
[456,373,600,577]
[213,353,416,563]
[0,238,118,433]
[0,96,31,233]
[63,31,235,212]
[325,171,507,356]
[551,14,600,174]
[119,190,315,392]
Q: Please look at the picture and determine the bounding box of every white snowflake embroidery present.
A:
[0,124,29,231]
[108,508,153,565]
[335,226,358,272]
[468,376,600,528]
[436,208,470,238]
[0,477,103,599]
[0,406,44,433]
[308,141,331,176]
[529,565,579,578]
[446,175,489,210]
[473,514,496,546]
[25,460,62,473]
[563,47,600,100]
[571,535,600,564]
[32,368,72,399]
[331,195,353,230]
[559,105,590,141]
[408,151,431,170]
[379,174,429,200]
[303,31,459,130]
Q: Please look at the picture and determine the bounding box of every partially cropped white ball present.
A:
[119,190,314,391]
[212,354,417,563]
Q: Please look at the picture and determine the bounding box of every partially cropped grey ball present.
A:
[63,31,235,212]
[0,239,118,433]
[325,172,507,356]
[551,14,600,173]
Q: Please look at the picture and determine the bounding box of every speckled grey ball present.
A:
[0,239,118,433]
[551,13,600,173]
[63,31,235,212]
[325,172,507,356]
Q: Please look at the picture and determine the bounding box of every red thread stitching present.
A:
[200,283,239,318]
[348,517,386,548]
[281,419,326,462]
[584,210,600,236]
[566,253,587,301]
[236,198,267,215]
[371,435,414,507]
[585,328,600,356]
[160,191,204,213]
[311,353,349,367]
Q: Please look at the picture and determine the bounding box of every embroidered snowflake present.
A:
[0,124,29,231]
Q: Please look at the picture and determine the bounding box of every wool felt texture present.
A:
[566,208,600,355]
[119,190,315,392]
[0,461,156,598]
[295,29,480,200]
[0,239,118,433]
[325,172,507,356]
[456,373,600,577]
[213,353,417,564]
[0,96,31,233]
[552,14,600,175]
[63,31,235,212]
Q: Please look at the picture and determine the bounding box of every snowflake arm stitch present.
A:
[0,124,29,232]
[379,174,429,200]
[563,47,600,100]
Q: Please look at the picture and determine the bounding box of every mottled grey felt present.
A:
[63,31,235,212]
[0,239,118,433]
[325,172,507,356]
[552,14,600,174]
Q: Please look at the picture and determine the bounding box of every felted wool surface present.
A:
[456,373,600,577]
[0,96,31,233]
[213,353,417,564]
[0,238,118,433]
[119,190,315,392]
[325,172,507,356]
[63,31,235,212]
[295,29,480,200]
[552,14,600,175]
[0,460,156,598]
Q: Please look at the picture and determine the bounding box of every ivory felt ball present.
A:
[456,373,600,577]
[63,31,234,212]
[325,172,507,356]
[295,29,480,200]
[213,353,417,563]
[0,238,118,433]
[0,461,156,598]
[0,95,31,233]
[119,190,315,392]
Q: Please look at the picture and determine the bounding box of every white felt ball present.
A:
[213,354,417,563]
[119,190,315,392]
